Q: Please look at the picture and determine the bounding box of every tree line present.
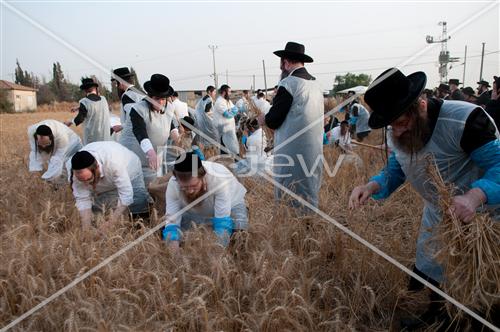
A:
[11,60,140,105]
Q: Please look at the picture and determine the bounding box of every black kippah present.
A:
[174,152,202,173]
[71,151,95,170]
[35,125,52,136]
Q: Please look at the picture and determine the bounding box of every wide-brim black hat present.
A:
[438,83,450,93]
[365,68,426,129]
[80,78,99,90]
[143,74,174,97]
[448,79,461,85]
[111,67,134,81]
[273,41,313,63]
[477,80,491,87]
[461,87,476,97]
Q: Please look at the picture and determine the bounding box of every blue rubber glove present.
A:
[212,216,234,247]
[323,132,329,145]
[241,135,248,146]
[192,146,205,160]
[162,224,181,241]
[223,110,234,119]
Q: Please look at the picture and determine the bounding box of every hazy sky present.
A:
[1,1,498,93]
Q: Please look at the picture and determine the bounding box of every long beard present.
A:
[392,115,432,155]
[38,144,54,154]
[280,70,289,81]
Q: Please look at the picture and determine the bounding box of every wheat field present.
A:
[1,110,454,331]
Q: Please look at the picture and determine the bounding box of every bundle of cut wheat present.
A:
[427,158,500,324]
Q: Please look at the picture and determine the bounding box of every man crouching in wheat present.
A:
[348,68,499,330]
[67,141,151,232]
[162,152,248,251]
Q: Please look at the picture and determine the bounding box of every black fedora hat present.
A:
[273,41,313,63]
[438,83,450,93]
[80,77,99,90]
[365,68,426,129]
[448,78,461,85]
[111,67,134,81]
[461,86,476,97]
[477,80,491,87]
[143,74,174,98]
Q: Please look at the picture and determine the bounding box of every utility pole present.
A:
[426,21,459,83]
[208,45,218,88]
[262,60,268,98]
[479,42,485,81]
[252,75,256,93]
[462,45,467,86]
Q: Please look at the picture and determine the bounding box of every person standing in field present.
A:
[448,79,465,101]
[67,141,150,232]
[111,67,143,127]
[235,89,250,114]
[349,97,371,141]
[171,91,189,119]
[213,84,240,157]
[259,41,324,212]
[193,85,219,150]
[28,119,82,183]
[65,77,111,144]
[118,74,179,185]
[348,68,500,330]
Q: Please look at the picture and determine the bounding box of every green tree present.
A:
[14,59,34,87]
[130,67,144,93]
[332,73,372,94]
[0,89,14,113]
[50,62,78,102]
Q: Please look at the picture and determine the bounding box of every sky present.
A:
[1,0,498,94]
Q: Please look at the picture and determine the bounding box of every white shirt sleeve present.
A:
[140,138,154,154]
[213,178,232,218]
[111,166,134,207]
[28,127,44,172]
[165,178,183,226]
[214,98,230,115]
[72,180,93,211]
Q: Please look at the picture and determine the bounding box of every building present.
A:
[0,80,37,112]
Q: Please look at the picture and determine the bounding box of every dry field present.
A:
[1,110,473,331]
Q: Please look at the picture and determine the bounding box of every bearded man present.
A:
[162,152,248,249]
[28,119,82,182]
[348,68,500,330]
[68,141,150,232]
[258,41,324,212]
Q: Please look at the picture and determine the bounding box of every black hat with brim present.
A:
[438,83,450,93]
[477,80,491,87]
[71,151,95,170]
[462,87,476,97]
[448,79,461,85]
[365,68,426,129]
[174,152,202,173]
[80,78,99,90]
[273,41,313,63]
[143,74,174,98]
[111,67,134,81]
